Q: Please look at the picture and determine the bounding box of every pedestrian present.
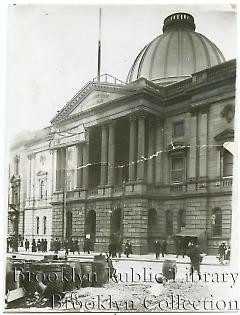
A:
[124,240,132,258]
[161,239,167,257]
[83,237,91,254]
[37,239,41,252]
[218,242,227,264]
[32,239,37,252]
[25,239,30,251]
[189,244,202,279]
[154,240,161,259]
[226,245,231,263]
[176,238,185,258]
[54,238,59,254]
[44,239,48,252]
[64,238,69,256]
[41,239,44,251]
[74,239,80,254]
[116,240,123,258]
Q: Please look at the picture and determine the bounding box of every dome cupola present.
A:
[127,13,225,85]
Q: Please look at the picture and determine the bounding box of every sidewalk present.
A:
[7,249,223,266]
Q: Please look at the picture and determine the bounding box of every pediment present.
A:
[51,81,128,124]
[214,129,234,142]
[69,90,123,115]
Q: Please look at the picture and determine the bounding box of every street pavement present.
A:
[7,248,224,266]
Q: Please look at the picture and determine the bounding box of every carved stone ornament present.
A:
[221,104,234,123]
[40,155,46,165]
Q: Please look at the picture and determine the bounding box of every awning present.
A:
[175,229,206,240]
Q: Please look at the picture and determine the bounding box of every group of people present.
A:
[218,241,231,264]
[29,238,48,252]
[153,238,202,278]
[108,238,133,258]
[153,239,167,259]
[49,237,92,255]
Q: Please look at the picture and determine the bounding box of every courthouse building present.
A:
[8,13,235,254]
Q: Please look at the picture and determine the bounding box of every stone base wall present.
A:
[47,192,232,255]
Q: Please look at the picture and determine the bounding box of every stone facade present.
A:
[8,16,235,255]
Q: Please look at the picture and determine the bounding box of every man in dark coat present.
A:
[218,242,227,263]
[74,239,80,254]
[154,240,161,259]
[161,239,167,257]
[32,239,37,252]
[25,239,30,251]
[124,240,132,258]
[83,238,91,254]
[189,244,201,278]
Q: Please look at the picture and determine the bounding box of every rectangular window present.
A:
[223,150,233,177]
[171,156,184,183]
[173,121,184,137]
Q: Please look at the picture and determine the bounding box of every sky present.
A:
[6,3,237,142]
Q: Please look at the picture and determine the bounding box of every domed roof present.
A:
[127,13,225,85]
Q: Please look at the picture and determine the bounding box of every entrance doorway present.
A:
[85,210,96,248]
[66,211,72,238]
[110,208,122,241]
[147,208,157,252]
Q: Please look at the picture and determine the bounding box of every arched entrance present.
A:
[66,212,72,238]
[147,208,157,252]
[85,210,96,247]
[110,208,122,241]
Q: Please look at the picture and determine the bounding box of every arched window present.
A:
[223,150,233,177]
[166,210,173,236]
[86,210,96,236]
[66,212,73,238]
[40,180,46,199]
[148,208,157,227]
[43,216,47,235]
[36,216,40,235]
[212,208,222,237]
[177,209,186,232]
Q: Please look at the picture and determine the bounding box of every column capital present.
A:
[135,110,147,120]
[128,114,137,122]
[155,117,164,127]
[27,153,36,160]
[190,107,198,117]
[199,105,209,115]
[108,120,117,127]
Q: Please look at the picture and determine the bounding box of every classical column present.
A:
[56,149,62,191]
[188,110,198,180]
[137,113,146,181]
[147,117,156,183]
[100,124,108,185]
[50,150,56,194]
[31,154,36,199]
[155,118,164,184]
[82,143,89,188]
[128,116,137,181]
[26,154,32,199]
[199,108,208,178]
[72,145,78,189]
[77,145,83,188]
[108,121,115,185]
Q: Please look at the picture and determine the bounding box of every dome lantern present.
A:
[162,13,195,32]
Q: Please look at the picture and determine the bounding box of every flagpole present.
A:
[97,8,102,82]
